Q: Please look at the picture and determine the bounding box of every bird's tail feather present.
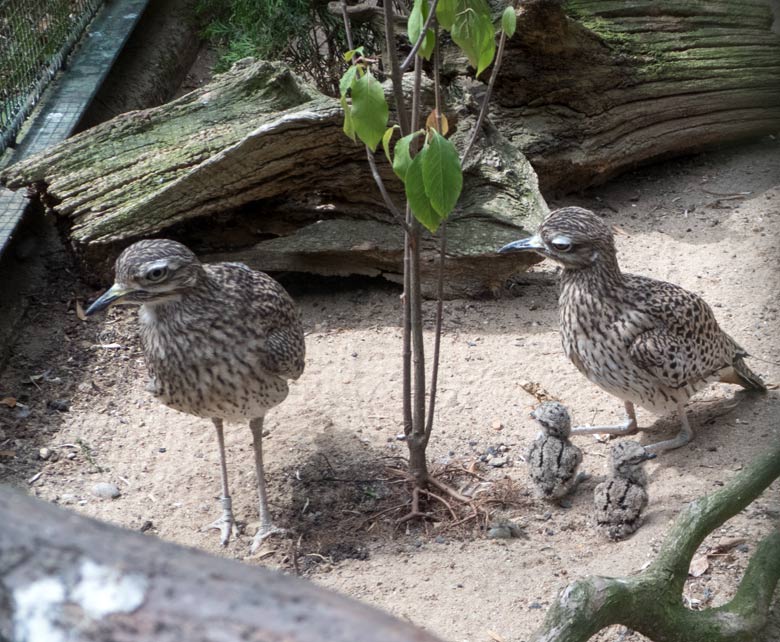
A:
[727,357,767,392]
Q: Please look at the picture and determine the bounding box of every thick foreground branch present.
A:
[531,444,780,642]
[0,487,443,642]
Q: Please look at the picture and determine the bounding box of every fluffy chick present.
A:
[594,440,656,540]
[527,401,584,500]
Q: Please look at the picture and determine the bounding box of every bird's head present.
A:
[86,239,203,315]
[609,440,656,477]
[530,401,571,438]
[497,206,617,270]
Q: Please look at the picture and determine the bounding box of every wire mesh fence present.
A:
[0,0,103,155]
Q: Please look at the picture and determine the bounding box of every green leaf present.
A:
[392,132,418,181]
[405,148,444,233]
[382,125,398,163]
[343,46,364,62]
[501,5,516,37]
[339,64,358,97]
[436,0,457,30]
[476,12,496,76]
[350,70,389,151]
[421,130,462,217]
[408,0,435,59]
[340,95,355,140]
[451,0,496,76]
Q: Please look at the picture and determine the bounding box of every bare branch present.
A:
[365,147,408,230]
[383,0,410,135]
[531,444,780,642]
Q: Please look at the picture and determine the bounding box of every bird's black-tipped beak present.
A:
[497,234,545,254]
[85,283,134,316]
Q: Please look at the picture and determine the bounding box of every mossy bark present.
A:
[531,444,780,642]
[0,59,546,296]
[489,0,780,190]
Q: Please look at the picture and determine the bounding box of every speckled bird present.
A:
[86,239,305,551]
[499,207,765,453]
[593,440,655,540]
[526,401,584,500]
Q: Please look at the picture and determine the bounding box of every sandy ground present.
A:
[1,137,779,641]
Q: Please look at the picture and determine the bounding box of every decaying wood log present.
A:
[488,0,780,191]
[0,486,443,642]
[4,1,777,291]
[0,59,546,297]
[530,443,780,642]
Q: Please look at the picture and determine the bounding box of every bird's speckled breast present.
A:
[138,304,289,422]
[559,278,683,414]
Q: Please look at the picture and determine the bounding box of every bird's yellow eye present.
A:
[146,266,168,281]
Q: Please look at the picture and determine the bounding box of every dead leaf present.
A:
[766,383,779,390]
[612,224,630,237]
[75,300,88,321]
[518,380,557,403]
[0,450,16,458]
[486,630,508,642]
[425,109,449,136]
[0,397,16,408]
[689,554,709,577]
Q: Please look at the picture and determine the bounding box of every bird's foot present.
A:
[204,496,236,547]
[572,416,638,439]
[250,523,288,553]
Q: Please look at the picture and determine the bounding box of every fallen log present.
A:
[488,0,780,191]
[4,1,777,291]
[1,59,547,296]
[0,486,443,642]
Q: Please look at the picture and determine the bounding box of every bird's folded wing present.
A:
[629,328,707,389]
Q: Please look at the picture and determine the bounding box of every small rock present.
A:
[158,447,166,453]
[140,520,154,533]
[47,399,70,412]
[529,602,543,610]
[491,420,503,431]
[91,482,120,499]
[488,456,508,468]
[434,535,446,544]
[38,447,51,460]
[395,433,406,441]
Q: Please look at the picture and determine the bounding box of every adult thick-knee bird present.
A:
[86,239,305,551]
[499,207,765,453]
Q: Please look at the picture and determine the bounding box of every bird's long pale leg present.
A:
[249,416,286,552]
[571,401,639,437]
[644,402,693,454]
[205,417,235,546]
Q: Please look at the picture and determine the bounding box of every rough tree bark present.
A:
[0,59,546,296]
[530,443,780,642]
[3,1,778,290]
[0,486,443,642]
[488,0,780,191]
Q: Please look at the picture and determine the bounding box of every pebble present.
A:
[91,482,121,499]
[47,399,70,412]
[38,447,51,460]
[488,456,508,468]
